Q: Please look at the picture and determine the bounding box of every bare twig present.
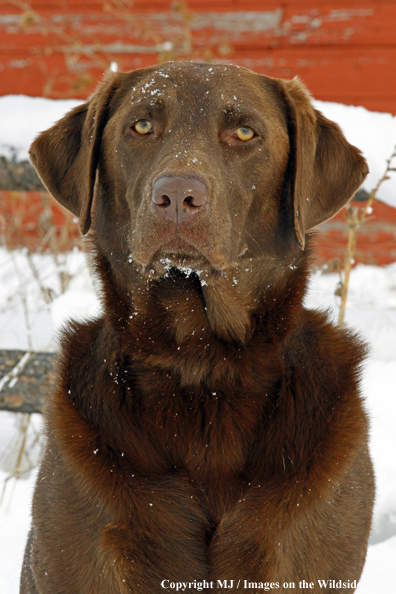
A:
[337,144,396,324]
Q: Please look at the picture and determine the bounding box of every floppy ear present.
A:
[278,77,369,249]
[29,72,123,235]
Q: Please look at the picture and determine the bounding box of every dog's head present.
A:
[30,62,368,276]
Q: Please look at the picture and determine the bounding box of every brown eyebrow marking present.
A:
[222,105,242,117]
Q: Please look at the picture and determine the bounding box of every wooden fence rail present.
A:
[0,350,54,414]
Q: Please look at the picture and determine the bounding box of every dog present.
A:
[21,62,374,594]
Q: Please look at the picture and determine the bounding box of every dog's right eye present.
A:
[133,120,153,135]
[235,126,255,141]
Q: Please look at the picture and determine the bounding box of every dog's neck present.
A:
[91,243,310,385]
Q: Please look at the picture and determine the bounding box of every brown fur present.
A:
[21,63,374,594]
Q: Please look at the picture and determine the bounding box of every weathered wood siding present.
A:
[1,2,395,264]
[1,1,396,112]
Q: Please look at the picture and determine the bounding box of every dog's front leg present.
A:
[207,446,373,594]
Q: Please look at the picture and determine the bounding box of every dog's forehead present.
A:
[123,62,279,114]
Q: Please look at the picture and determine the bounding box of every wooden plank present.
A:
[0,1,289,12]
[225,47,396,105]
[0,190,80,251]
[282,2,396,46]
[316,200,396,266]
[1,0,391,11]
[1,45,395,110]
[0,10,286,52]
[2,4,396,51]
[0,350,55,414]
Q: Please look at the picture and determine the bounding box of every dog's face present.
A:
[99,63,291,273]
[30,62,368,281]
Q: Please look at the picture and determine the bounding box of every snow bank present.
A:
[0,95,81,162]
[314,100,396,208]
[0,94,396,207]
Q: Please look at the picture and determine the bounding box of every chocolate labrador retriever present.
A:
[21,62,374,594]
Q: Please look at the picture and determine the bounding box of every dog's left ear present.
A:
[29,71,123,235]
[277,77,368,249]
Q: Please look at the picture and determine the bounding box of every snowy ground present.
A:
[0,93,396,590]
[0,247,395,592]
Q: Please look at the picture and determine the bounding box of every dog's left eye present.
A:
[234,126,255,141]
[133,120,153,135]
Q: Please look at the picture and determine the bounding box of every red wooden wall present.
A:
[1,1,395,264]
[1,0,396,113]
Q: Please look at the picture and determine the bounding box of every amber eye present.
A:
[235,126,255,141]
[133,120,153,135]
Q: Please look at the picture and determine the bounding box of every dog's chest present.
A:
[144,387,259,464]
[130,379,266,508]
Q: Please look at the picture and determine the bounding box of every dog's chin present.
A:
[133,236,231,279]
[149,249,217,280]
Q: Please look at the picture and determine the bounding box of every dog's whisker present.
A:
[110,220,132,255]
[240,227,264,257]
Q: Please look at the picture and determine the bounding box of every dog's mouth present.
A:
[162,237,197,253]
[153,247,214,279]
[132,233,226,281]
[128,202,237,278]
[131,226,231,275]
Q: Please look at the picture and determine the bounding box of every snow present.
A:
[0,92,396,591]
[1,94,396,207]
[313,100,396,207]
[0,248,99,351]
[0,96,81,162]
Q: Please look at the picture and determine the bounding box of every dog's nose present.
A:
[152,175,208,224]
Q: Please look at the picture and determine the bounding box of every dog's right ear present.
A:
[275,77,368,250]
[29,72,123,235]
